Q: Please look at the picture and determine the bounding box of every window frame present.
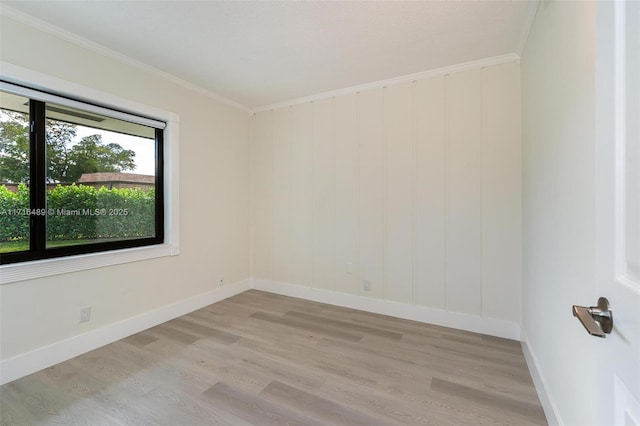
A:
[0,65,180,283]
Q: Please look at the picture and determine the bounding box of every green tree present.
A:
[0,111,30,183]
[66,134,136,182]
[0,110,136,183]
[46,120,77,183]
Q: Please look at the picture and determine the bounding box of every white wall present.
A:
[0,16,251,366]
[251,62,522,332]
[521,1,600,425]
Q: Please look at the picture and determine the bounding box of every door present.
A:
[595,1,640,424]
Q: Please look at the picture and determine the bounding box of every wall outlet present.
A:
[363,280,372,291]
[218,276,224,284]
[79,306,91,323]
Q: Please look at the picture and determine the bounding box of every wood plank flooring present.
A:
[0,290,547,425]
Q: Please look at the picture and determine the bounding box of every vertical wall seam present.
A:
[382,87,387,299]
[480,68,485,318]
[269,110,275,281]
[249,115,255,279]
[332,97,337,292]
[311,102,315,288]
[356,92,361,296]
[444,75,449,311]
[411,81,417,305]
[288,106,294,286]
[350,96,359,295]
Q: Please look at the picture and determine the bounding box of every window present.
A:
[0,81,164,264]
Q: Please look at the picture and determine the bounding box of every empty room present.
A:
[0,1,638,425]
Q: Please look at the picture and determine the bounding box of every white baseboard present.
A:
[520,330,562,425]
[0,277,523,386]
[0,279,250,385]
[251,278,521,340]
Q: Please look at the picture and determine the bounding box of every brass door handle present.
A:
[572,297,613,338]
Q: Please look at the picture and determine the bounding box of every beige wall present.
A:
[1,11,524,374]
[521,1,598,424]
[251,62,521,323]
[0,16,251,360]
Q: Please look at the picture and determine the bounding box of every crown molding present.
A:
[252,53,521,113]
[516,0,541,56]
[1,4,526,115]
[0,5,253,114]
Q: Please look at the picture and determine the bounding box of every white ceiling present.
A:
[1,1,536,110]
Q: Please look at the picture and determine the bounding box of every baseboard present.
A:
[251,278,521,340]
[520,330,562,425]
[0,279,250,385]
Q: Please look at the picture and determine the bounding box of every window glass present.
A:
[44,103,157,249]
[0,92,30,254]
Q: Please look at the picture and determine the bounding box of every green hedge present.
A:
[0,184,156,242]
[0,184,29,242]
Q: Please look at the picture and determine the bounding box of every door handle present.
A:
[572,297,613,338]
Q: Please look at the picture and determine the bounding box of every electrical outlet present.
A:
[363,280,372,291]
[79,306,91,323]
[219,276,224,284]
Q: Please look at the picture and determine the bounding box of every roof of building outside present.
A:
[78,172,155,184]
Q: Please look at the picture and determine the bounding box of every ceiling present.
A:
[1,1,537,111]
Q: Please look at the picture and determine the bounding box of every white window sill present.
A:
[0,244,180,285]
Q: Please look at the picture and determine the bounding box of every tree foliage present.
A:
[66,135,136,182]
[0,111,30,183]
[0,110,136,183]
[46,120,77,183]
[0,183,29,242]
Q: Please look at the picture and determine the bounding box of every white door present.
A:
[595,1,640,424]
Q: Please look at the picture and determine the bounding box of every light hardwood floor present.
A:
[0,290,547,425]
